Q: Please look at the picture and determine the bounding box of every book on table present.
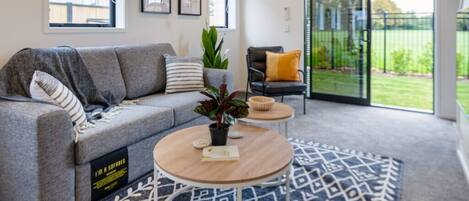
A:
[202,146,240,162]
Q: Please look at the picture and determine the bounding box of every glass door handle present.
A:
[360,29,370,43]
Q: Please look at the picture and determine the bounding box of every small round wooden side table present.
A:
[152,124,294,201]
[239,102,295,138]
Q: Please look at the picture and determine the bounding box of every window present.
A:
[209,0,229,28]
[49,0,116,27]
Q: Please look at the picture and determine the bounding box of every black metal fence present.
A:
[371,12,434,75]
[305,11,469,78]
[372,12,469,78]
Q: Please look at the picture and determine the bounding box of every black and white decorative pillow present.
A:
[164,54,205,94]
[29,71,89,142]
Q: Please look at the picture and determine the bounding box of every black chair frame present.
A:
[245,53,307,115]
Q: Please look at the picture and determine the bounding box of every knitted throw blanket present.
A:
[0,46,121,119]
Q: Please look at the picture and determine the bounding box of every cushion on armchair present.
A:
[247,46,284,81]
[265,50,302,82]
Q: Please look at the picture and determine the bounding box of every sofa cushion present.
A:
[164,54,205,94]
[77,47,127,104]
[115,44,176,99]
[75,105,173,164]
[137,91,206,126]
[29,71,88,140]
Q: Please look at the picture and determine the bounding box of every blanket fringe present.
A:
[120,99,139,106]
[91,106,126,124]
[73,100,140,143]
[73,122,95,143]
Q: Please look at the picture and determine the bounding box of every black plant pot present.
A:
[209,123,230,146]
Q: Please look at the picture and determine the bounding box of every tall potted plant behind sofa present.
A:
[194,84,249,146]
[202,26,229,69]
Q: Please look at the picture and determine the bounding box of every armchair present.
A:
[245,46,307,114]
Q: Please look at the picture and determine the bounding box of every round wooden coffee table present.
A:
[239,102,295,137]
[152,124,293,201]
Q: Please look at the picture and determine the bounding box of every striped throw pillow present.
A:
[164,55,205,94]
[29,71,88,138]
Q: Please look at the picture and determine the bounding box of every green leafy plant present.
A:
[202,26,229,69]
[312,46,331,69]
[457,52,466,78]
[417,43,434,74]
[194,84,249,129]
[391,49,412,75]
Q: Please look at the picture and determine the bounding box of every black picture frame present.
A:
[178,0,202,16]
[141,0,171,14]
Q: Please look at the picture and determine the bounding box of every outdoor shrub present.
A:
[312,46,331,69]
[370,50,382,70]
[417,42,434,74]
[457,53,467,78]
[333,38,357,69]
[391,49,412,75]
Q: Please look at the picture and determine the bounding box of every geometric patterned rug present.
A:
[102,138,403,201]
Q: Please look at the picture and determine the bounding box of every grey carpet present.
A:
[267,95,469,201]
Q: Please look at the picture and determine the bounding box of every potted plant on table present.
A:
[194,84,249,146]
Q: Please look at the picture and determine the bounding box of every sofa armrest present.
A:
[0,101,75,201]
[203,68,234,91]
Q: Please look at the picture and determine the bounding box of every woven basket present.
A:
[248,96,275,111]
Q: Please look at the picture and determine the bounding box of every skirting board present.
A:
[457,143,469,185]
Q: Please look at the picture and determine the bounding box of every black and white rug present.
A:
[104,139,403,201]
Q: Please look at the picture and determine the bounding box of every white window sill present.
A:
[44,27,126,34]
[216,28,237,32]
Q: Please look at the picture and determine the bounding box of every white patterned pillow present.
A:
[164,55,205,94]
[30,71,88,141]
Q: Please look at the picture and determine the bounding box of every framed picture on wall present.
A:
[141,0,171,14]
[178,0,202,16]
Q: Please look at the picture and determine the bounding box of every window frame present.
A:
[210,0,229,29]
[49,0,116,28]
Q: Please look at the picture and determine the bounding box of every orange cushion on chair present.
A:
[265,50,302,82]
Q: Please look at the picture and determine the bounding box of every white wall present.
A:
[434,0,460,120]
[219,0,243,90]
[0,0,208,66]
[240,0,305,90]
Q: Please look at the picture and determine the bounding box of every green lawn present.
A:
[372,74,433,110]
[309,30,469,112]
[458,80,469,113]
[312,71,469,112]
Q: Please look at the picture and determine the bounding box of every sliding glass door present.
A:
[305,0,371,105]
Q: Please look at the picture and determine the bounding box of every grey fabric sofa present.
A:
[0,43,232,201]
